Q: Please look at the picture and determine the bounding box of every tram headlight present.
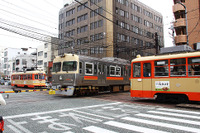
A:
[59,75,63,80]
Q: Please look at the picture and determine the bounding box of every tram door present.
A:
[98,63,106,85]
[142,62,152,97]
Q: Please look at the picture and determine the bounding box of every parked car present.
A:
[4,80,11,86]
[0,80,4,85]
[0,94,5,133]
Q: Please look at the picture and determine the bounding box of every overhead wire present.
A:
[0,8,56,29]
[1,0,56,20]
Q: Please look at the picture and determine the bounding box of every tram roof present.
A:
[54,53,130,65]
[131,51,200,62]
[12,70,45,75]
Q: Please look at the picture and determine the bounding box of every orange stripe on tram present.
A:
[84,76,98,80]
[106,77,124,80]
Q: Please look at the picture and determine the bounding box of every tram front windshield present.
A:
[62,61,77,72]
[52,62,61,72]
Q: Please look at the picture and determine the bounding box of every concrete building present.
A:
[173,0,200,48]
[1,48,29,79]
[14,54,36,72]
[58,0,164,60]
[37,37,58,73]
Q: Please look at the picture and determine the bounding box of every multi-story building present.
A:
[37,37,58,73]
[2,48,29,79]
[58,0,164,60]
[173,0,200,48]
[14,54,36,72]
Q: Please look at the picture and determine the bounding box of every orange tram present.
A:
[11,70,46,88]
[130,51,200,102]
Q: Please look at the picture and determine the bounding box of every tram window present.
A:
[170,58,186,76]
[133,63,141,77]
[154,60,168,77]
[23,75,27,80]
[94,64,97,74]
[98,64,102,74]
[85,63,93,75]
[39,74,44,79]
[188,57,200,76]
[110,66,115,76]
[35,75,38,79]
[116,66,121,76]
[28,75,31,80]
[143,63,151,77]
[121,66,124,76]
[107,66,109,75]
[52,62,61,72]
[63,61,77,72]
[103,65,105,73]
[79,62,83,74]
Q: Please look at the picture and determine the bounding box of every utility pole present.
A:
[155,32,159,55]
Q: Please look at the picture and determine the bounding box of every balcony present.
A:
[173,3,185,13]
[174,18,186,28]
[175,35,187,44]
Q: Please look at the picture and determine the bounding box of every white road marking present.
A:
[148,110,200,120]
[83,126,118,133]
[4,102,121,119]
[7,125,23,133]
[157,108,200,115]
[123,117,200,132]
[136,113,200,126]
[7,119,32,133]
[72,110,113,119]
[104,121,168,133]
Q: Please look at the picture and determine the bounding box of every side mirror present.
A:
[0,94,6,105]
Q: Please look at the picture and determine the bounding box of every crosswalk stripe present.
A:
[122,117,200,132]
[73,110,113,120]
[148,110,200,120]
[83,126,118,133]
[136,113,200,126]
[157,108,200,115]
[104,121,168,133]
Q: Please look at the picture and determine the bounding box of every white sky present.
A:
[0,0,174,51]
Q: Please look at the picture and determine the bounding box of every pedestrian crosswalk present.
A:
[83,107,200,133]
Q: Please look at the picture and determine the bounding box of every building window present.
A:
[66,8,75,17]
[90,20,103,30]
[144,20,153,28]
[44,53,47,58]
[4,51,7,56]
[22,59,26,65]
[66,18,75,27]
[77,2,88,12]
[44,62,47,67]
[90,7,103,18]
[16,59,20,65]
[38,60,43,65]
[38,51,43,56]
[77,25,88,34]
[44,43,48,48]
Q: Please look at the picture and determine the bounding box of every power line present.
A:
[2,0,58,19]
[0,8,57,29]
[0,18,57,36]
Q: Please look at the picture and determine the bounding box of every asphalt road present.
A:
[0,86,200,133]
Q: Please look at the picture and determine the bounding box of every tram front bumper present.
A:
[52,86,75,96]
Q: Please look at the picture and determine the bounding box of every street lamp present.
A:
[29,47,37,70]
[177,1,189,45]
